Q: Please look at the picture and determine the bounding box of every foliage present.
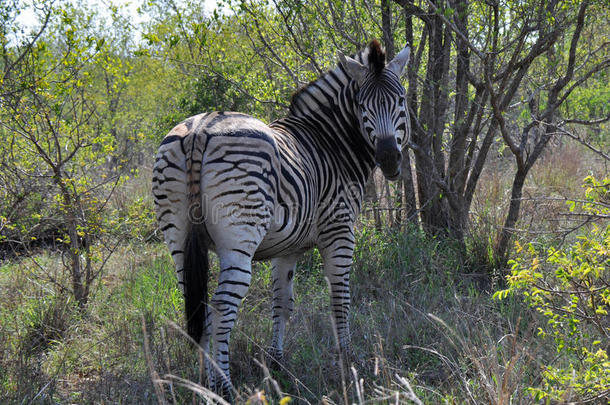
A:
[495,176,610,402]
[142,0,610,263]
[0,4,130,305]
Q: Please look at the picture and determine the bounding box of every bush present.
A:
[495,176,610,402]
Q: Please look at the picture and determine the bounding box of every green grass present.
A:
[0,219,594,404]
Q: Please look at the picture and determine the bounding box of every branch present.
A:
[349,0,370,41]
[1,4,52,90]
[271,0,324,74]
[484,68,521,162]
[550,1,588,94]
[240,4,302,86]
[323,1,361,48]
[393,0,432,26]
[420,0,485,61]
[556,126,610,162]
[553,57,610,110]
[563,114,610,126]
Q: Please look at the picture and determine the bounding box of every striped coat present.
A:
[152,40,410,397]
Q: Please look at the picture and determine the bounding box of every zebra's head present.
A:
[340,41,410,181]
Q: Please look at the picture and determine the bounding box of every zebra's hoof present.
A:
[264,347,284,371]
[326,346,354,381]
[209,375,235,403]
[339,346,354,366]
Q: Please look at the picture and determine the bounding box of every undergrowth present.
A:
[2,173,607,403]
[1,222,547,404]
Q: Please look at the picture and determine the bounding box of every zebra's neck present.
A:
[273,64,376,190]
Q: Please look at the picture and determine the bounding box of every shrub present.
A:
[495,176,610,402]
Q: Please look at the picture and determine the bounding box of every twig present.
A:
[395,374,424,405]
[141,316,167,405]
[556,126,610,161]
[156,375,230,405]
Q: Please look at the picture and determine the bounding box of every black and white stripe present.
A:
[152,40,410,397]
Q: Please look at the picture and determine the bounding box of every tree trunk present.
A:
[55,172,88,307]
[414,1,450,235]
[445,0,470,246]
[67,209,87,307]
[383,178,395,227]
[364,172,382,231]
[495,166,527,267]
[401,4,420,227]
[381,0,395,59]
[401,149,418,225]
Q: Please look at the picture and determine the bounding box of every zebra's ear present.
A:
[339,52,369,86]
[386,45,410,77]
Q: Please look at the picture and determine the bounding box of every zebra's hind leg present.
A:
[268,255,298,366]
[206,249,254,399]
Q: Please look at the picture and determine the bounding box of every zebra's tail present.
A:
[184,129,208,345]
[183,227,208,344]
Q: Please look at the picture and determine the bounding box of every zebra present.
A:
[152,39,410,397]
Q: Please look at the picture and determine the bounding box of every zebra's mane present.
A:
[289,40,385,113]
[367,39,386,75]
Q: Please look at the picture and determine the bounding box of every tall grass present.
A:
[1,141,605,404]
[1,222,542,404]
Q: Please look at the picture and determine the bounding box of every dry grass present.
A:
[1,140,606,404]
[1,226,531,404]
[469,141,608,265]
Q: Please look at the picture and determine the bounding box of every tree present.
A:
[495,175,609,402]
[393,0,609,263]
[140,0,610,268]
[0,4,130,306]
[492,1,610,263]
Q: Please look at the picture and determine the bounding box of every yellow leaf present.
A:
[515,240,523,253]
[532,257,540,270]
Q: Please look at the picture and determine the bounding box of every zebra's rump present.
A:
[153,112,286,259]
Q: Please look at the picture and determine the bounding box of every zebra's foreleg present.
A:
[321,241,355,355]
[207,251,253,398]
[269,255,298,363]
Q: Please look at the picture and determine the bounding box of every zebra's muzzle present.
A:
[375,137,402,181]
